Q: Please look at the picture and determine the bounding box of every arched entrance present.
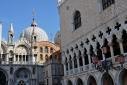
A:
[14,68,31,85]
[67,80,72,85]
[102,73,114,85]
[119,69,127,85]
[77,78,83,85]
[87,76,97,85]
[0,70,7,85]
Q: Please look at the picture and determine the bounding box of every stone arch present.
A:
[119,69,127,85]
[15,45,29,54]
[67,80,73,85]
[76,78,83,85]
[0,68,8,85]
[112,34,121,56]
[121,29,127,53]
[87,75,97,85]
[101,72,114,85]
[14,68,31,85]
[102,38,111,58]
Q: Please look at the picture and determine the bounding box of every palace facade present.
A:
[58,0,127,85]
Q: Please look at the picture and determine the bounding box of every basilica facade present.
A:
[0,18,61,85]
[59,0,127,85]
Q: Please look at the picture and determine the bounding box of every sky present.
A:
[0,0,60,42]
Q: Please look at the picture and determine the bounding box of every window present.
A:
[40,54,43,60]
[40,47,43,53]
[50,48,53,53]
[102,0,115,10]
[73,10,81,30]
[45,46,48,53]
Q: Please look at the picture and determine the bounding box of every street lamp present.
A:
[92,46,125,72]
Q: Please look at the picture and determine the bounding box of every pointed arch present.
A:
[112,34,121,56]
[122,30,127,53]
[119,69,127,85]
[101,73,114,85]
[76,78,83,85]
[79,50,83,66]
[96,42,103,60]
[67,80,73,85]
[84,48,89,65]
[87,76,97,85]
[74,53,78,68]
[103,38,111,58]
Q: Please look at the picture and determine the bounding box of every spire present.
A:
[9,23,14,35]
[8,22,14,44]
[31,9,37,27]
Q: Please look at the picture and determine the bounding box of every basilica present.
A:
[0,17,62,85]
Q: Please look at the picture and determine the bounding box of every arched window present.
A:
[45,55,48,61]
[96,42,103,60]
[84,48,89,65]
[40,47,43,53]
[79,50,83,66]
[73,10,82,30]
[103,38,111,58]
[122,30,127,53]
[74,53,77,68]
[40,54,43,60]
[112,34,121,56]
[50,48,53,53]
[45,46,48,53]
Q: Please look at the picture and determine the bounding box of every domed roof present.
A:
[22,19,48,42]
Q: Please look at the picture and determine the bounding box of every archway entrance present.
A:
[102,73,114,85]
[119,69,127,85]
[77,78,83,85]
[88,76,97,85]
[0,70,7,85]
[14,68,31,85]
[67,80,72,85]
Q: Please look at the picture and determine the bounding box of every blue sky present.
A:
[0,0,60,42]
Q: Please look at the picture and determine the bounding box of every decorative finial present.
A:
[32,8,36,20]
[31,8,37,27]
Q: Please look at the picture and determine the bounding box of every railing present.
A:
[0,61,38,65]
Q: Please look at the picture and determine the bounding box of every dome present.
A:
[22,19,48,42]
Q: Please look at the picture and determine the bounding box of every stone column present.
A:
[72,59,75,73]
[119,40,124,54]
[109,43,114,57]
[77,57,80,72]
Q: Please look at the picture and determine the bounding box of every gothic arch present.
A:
[0,68,8,85]
[101,72,114,85]
[87,75,97,85]
[76,78,83,85]
[119,69,127,85]
[112,34,121,56]
[67,80,73,85]
[14,68,31,85]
